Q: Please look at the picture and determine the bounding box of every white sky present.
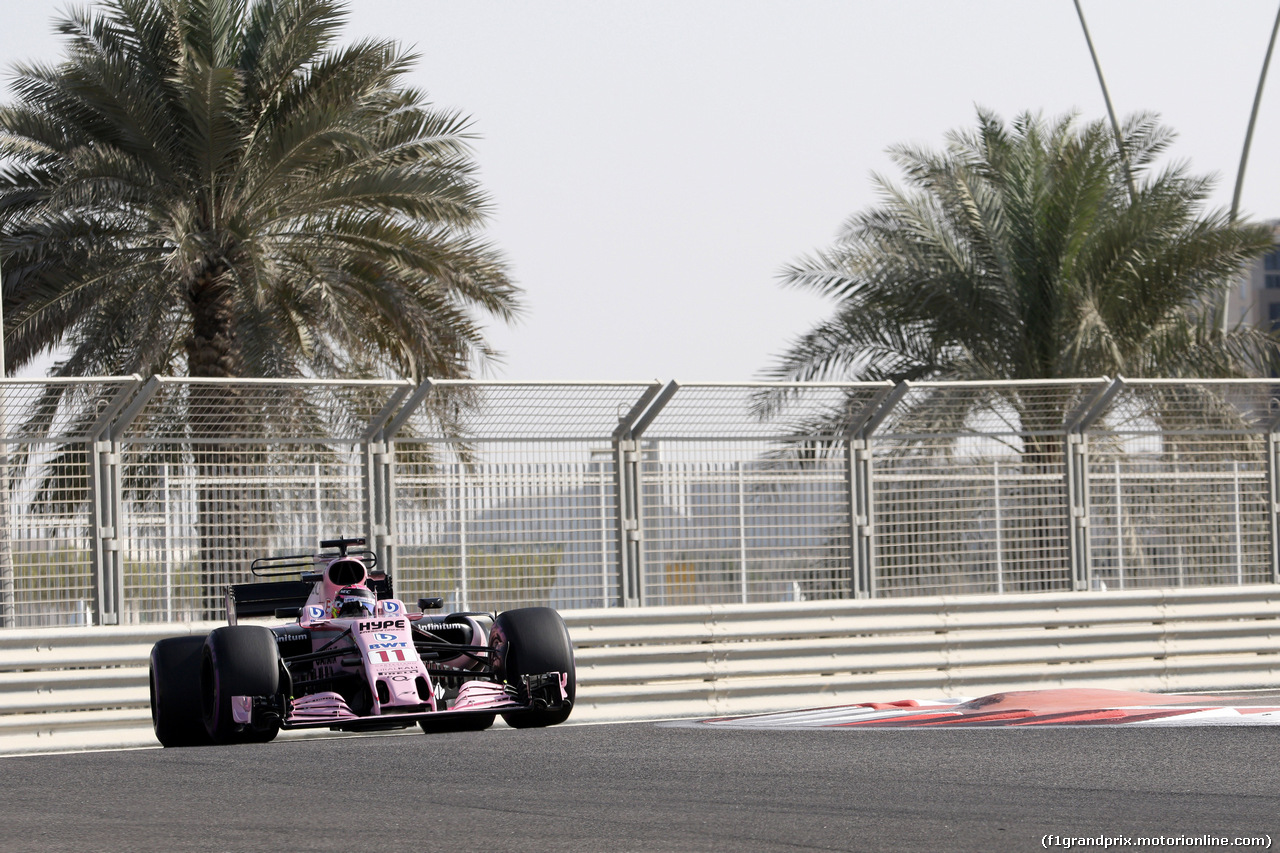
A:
[2,1,1279,381]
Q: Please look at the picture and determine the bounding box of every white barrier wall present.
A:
[2,586,1278,754]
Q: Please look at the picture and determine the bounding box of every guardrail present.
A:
[2,586,1278,753]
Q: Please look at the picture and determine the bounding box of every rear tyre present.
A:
[201,626,281,744]
[417,713,496,734]
[491,607,576,728]
[150,636,213,748]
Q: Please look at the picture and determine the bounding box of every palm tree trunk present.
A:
[185,270,245,619]
[186,270,238,380]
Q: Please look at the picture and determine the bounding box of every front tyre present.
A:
[491,607,576,728]
[150,636,213,748]
[201,626,281,744]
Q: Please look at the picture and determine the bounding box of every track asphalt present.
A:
[1,714,1277,852]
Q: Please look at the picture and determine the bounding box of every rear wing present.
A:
[225,580,313,625]
[224,574,396,625]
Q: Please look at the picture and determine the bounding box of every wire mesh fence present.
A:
[0,378,139,627]
[0,376,1277,627]
[1085,380,1276,589]
[869,381,1094,596]
[113,378,410,622]
[629,383,888,606]
[391,382,653,612]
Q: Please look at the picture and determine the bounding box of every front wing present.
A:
[232,672,570,731]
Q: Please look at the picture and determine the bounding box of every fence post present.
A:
[360,435,401,575]
[844,382,907,599]
[382,440,400,579]
[599,461,609,606]
[362,383,414,578]
[0,383,11,628]
[87,437,104,625]
[993,460,1004,594]
[163,462,173,622]
[86,376,150,626]
[1233,459,1244,586]
[361,434,400,576]
[361,439,383,567]
[1113,458,1126,589]
[458,474,468,610]
[89,437,125,625]
[1066,431,1091,591]
[736,461,748,603]
[611,382,673,607]
[1064,378,1124,592]
[1267,422,1280,584]
[845,439,873,598]
[613,439,639,606]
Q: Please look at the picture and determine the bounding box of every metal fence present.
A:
[0,376,1276,627]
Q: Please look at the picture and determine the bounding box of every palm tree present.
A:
[768,109,1277,393]
[764,109,1279,594]
[0,0,521,617]
[0,0,519,381]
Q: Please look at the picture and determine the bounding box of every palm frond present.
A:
[0,0,518,380]
[766,109,1277,390]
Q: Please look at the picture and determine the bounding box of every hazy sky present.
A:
[2,1,1279,381]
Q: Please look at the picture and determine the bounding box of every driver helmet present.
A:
[331,586,376,618]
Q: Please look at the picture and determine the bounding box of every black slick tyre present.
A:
[201,625,281,744]
[491,607,576,728]
[150,635,213,748]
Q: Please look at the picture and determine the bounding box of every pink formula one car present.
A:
[148,537,575,747]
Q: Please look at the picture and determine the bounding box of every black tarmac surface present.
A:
[1,719,1277,852]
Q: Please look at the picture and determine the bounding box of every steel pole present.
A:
[1222,2,1280,332]
[1073,0,1135,201]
